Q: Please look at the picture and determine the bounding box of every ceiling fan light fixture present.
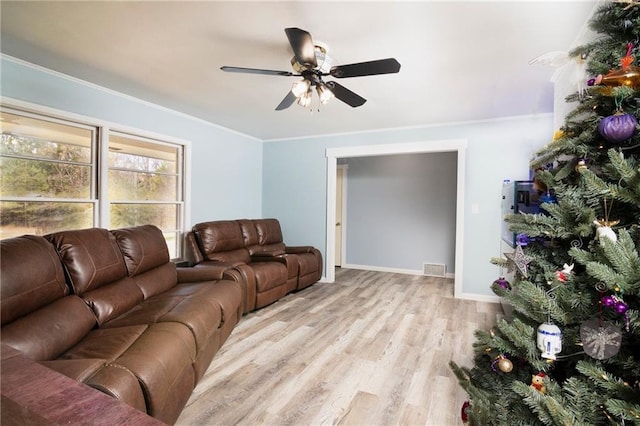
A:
[297,88,313,108]
[221,27,399,111]
[291,79,310,97]
[317,84,334,104]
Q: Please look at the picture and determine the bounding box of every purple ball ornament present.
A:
[598,113,638,143]
[615,300,629,314]
[493,277,511,290]
[601,295,615,307]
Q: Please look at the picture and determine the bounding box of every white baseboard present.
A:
[456,293,501,303]
[342,263,455,279]
[343,263,423,275]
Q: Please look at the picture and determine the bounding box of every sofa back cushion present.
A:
[111,225,177,299]
[1,235,68,325]
[111,225,170,276]
[193,220,250,263]
[237,219,261,255]
[46,228,144,325]
[2,296,97,361]
[1,235,96,360]
[254,218,286,253]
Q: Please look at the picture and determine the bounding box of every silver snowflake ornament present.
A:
[580,319,622,360]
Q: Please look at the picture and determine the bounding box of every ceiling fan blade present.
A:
[285,27,317,68]
[275,91,297,111]
[221,66,294,76]
[330,58,401,78]
[325,81,366,107]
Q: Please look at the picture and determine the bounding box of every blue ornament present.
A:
[539,192,557,205]
[516,233,530,246]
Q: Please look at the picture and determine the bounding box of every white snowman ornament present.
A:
[537,322,562,360]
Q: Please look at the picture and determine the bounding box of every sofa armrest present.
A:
[250,249,285,260]
[285,245,315,254]
[183,231,204,266]
[177,262,235,282]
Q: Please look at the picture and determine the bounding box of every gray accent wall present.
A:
[344,153,457,273]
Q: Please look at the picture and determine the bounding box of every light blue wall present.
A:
[0,56,263,224]
[2,56,553,298]
[344,153,458,273]
[263,115,552,297]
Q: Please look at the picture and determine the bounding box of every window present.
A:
[0,111,96,238]
[0,107,187,258]
[108,133,183,258]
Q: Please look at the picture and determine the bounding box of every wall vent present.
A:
[423,263,446,277]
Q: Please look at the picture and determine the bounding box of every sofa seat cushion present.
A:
[193,280,243,327]
[101,287,223,353]
[39,358,108,382]
[61,322,196,423]
[251,262,288,292]
[61,324,149,361]
[166,281,242,325]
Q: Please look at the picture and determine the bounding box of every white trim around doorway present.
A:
[325,139,468,298]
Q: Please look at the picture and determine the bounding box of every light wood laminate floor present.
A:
[177,268,501,426]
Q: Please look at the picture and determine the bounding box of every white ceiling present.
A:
[0,1,596,141]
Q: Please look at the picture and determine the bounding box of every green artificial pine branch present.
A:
[512,379,579,426]
[451,2,640,424]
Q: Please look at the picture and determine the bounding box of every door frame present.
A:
[335,164,348,267]
[325,139,468,298]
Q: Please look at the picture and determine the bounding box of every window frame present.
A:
[0,99,191,260]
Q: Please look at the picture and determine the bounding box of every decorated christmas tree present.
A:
[450,3,640,424]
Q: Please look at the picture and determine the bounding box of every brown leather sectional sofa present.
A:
[185,218,323,313]
[1,218,322,424]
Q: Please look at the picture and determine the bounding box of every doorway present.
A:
[325,139,468,298]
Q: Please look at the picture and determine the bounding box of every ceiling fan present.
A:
[221,27,401,110]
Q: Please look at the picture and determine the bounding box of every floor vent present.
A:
[423,263,446,277]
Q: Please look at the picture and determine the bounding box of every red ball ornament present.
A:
[461,401,470,423]
[598,113,638,143]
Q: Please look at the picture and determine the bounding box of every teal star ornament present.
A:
[504,245,532,278]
